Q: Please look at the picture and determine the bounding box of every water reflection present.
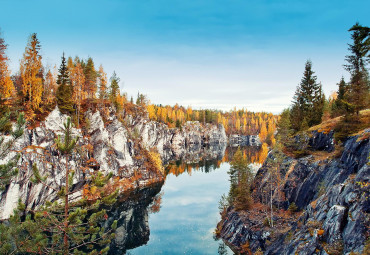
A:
[106,145,266,254]
[105,184,163,255]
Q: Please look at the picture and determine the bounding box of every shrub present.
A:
[288,202,298,213]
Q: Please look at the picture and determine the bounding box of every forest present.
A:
[0,21,369,254]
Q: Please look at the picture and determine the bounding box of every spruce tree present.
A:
[332,77,348,116]
[290,60,325,131]
[344,23,370,115]
[334,23,369,141]
[56,53,74,114]
[109,71,120,108]
[227,148,252,207]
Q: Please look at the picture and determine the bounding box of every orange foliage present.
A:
[147,104,277,137]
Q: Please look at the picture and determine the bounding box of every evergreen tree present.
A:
[276,108,293,147]
[227,148,252,207]
[334,23,370,141]
[0,118,117,254]
[109,71,120,108]
[20,33,43,111]
[0,113,25,191]
[290,60,325,131]
[332,77,348,116]
[344,23,370,115]
[56,53,74,114]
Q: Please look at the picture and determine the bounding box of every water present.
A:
[129,162,233,254]
[107,146,264,254]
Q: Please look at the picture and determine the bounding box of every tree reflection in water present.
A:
[106,145,265,254]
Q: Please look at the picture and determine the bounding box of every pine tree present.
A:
[0,32,15,99]
[0,118,117,254]
[20,33,43,111]
[56,53,74,114]
[0,113,25,191]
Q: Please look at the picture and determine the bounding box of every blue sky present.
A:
[1,0,369,113]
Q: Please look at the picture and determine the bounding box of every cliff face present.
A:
[0,107,227,220]
[229,134,261,147]
[218,130,369,254]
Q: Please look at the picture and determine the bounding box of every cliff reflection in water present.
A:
[106,144,266,254]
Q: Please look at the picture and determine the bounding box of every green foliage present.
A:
[0,113,25,190]
[0,118,117,254]
[317,180,326,197]
[0,112,12,134]
[56,53,74,114]
[55,117,78,155]
[290,60,325,132]
[276,108,294,147]
[227,148,253,209]
[217,242,228,255]
[83,57,97,98]
[334,113,364,142]
[218,193,229,213]
[288,202,298,213]
[333,23,370,141]
[332,77,348,117]
[234,171,253,211]
[109,71,120,108]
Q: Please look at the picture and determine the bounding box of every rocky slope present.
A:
[0,107,227,220]
[217,130,369,254]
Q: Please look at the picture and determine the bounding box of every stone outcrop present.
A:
[0,107,227,220]
[218,129,369,254]
[229,134,261,147]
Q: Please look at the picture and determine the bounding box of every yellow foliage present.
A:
[148,149,164,174]
[20,33,44,110]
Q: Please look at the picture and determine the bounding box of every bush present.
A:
[288,202,298,213]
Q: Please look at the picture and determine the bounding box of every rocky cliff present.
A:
[217,129,369,254]
[229,134,261,147]
[0,107,227,220]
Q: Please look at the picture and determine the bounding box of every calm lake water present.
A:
[107,146,264,254]
[129,162,233,254]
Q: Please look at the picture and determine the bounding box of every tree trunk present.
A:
[64,155,69,254]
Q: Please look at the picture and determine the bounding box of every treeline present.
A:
[278,23,369,148]
[0,32,127,124]
[147,104,277,143]
[1,31,277,145]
